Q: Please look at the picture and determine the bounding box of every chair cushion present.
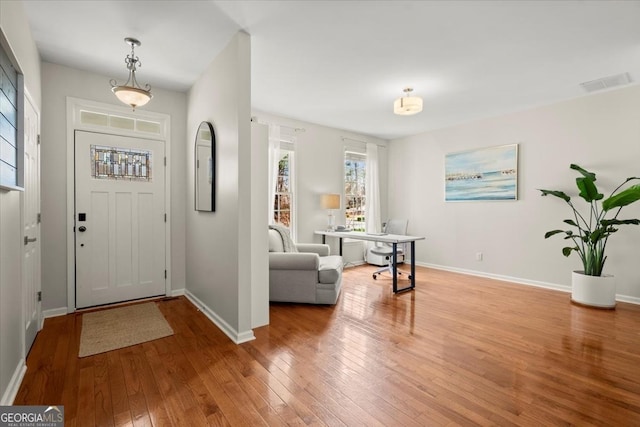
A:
[318,255,343,284]
[369,246,404,257]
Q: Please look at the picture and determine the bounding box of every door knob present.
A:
[78,226,87,232]
[24,236,37,245]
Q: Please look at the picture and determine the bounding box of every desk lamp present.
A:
[321,194,341,231]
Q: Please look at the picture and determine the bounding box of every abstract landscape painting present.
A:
[445,144,518,201]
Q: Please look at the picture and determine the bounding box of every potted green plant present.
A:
[539,164,640,308]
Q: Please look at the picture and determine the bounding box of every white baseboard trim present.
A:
[1,359,26,405]
[45,290,186,316]
[419,262,571,293]
[42,307,68,319]
[615,294,640,305]
[344,260,366,269]
[170,288,185,297]
[418,262,640,305]
[184,290,255,344]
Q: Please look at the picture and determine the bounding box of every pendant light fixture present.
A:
[393,87,423,116]
[110,37,152,110]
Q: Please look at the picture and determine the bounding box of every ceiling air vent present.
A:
[580,72,632,93]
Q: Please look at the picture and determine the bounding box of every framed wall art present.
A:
[445,144,518,202]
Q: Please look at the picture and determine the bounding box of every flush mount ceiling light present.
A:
[393,87,423,116]
[110,37,152,110]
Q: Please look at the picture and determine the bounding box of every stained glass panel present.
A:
[91,145,152,181]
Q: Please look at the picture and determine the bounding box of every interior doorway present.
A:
[74,130,166,308]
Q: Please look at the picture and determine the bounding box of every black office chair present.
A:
[371,219,412,280]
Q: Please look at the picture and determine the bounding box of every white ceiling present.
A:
[22,0,640,140]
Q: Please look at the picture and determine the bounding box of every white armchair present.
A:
[268,229,343,304]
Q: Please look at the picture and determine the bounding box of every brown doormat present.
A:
[79,302,173,357]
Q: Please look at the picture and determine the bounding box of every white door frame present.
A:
[65,97,172,312]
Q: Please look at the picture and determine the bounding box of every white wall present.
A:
[0,0,41,404]
[252,110,389,264]
[186,32,259,341]
[250,123,269,328]
[0,3,40,108]
[389,84,640,302]
[40,62,187,311]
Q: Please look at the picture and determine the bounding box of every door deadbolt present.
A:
[78,226,87,232]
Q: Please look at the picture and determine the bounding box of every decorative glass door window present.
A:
[91,145,152,181]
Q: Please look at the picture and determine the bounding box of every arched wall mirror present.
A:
[195,121,216,211]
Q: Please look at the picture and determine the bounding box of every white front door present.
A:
[23,94,41,353]
[74,131,166,308]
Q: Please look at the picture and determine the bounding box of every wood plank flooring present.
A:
[15,266,640,426]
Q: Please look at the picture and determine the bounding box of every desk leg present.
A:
[394,240,416,293]
[392,243,398,293]
[322,235,343,255]
[411,240,416,289]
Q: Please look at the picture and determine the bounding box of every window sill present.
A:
[0,183,24,192]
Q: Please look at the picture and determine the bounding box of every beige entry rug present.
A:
[79,302,174,357]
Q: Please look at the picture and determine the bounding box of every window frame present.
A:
[273,150,294,229]
[344,150,366,231]
[0,33,24,192]
[271,137,296,238]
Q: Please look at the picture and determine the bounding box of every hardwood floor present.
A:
[15,265,640,426]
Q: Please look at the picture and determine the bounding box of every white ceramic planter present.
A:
[571,271,616,309]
